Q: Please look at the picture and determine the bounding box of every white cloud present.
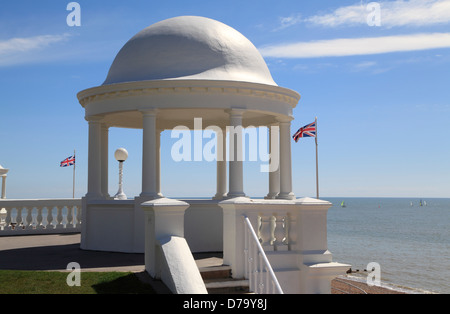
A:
[306,3,365,27]
[275,13,303,31]
[0,34,70,66]
[305,0,450,28]
[260,32,450,58]
[304,0,450,27]
[273,1,450,32]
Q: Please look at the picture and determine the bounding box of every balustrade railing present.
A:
[0,199,82,235]
[257,213,294,251]
[243,215,283,294]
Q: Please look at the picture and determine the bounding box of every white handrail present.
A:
[243,215,283,294]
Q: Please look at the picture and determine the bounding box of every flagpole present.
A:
[315,117,319,199]
[73,149,76,199]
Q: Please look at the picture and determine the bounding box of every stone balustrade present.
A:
[0,199,82,236]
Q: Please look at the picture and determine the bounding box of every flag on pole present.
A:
[60,151,76,199]
[292,121,316,142]
[293,118,320,199]
[60,155,75,167]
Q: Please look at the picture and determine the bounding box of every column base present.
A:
[264,192,279,200]
[276,192,296,200]
[212,193,227,200]
[84,192,103,200]
[139,192,161,200]
[226,192,247,199]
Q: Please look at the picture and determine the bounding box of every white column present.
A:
[277,118,295,200]
[265,124,280,199]
[156,129,163,198]
[86,116,103,199]
[213,128,227,200]
[101,124,110,199]
[1,175,6,199]
[140,109,158,199]
[227,109,246,198]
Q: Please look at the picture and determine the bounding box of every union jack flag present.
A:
[293,121,316,142]
[60,155,75,167]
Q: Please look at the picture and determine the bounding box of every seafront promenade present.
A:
[0,234,404,294]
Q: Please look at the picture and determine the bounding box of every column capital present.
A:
[276,116,294,124]
[85,115,104,123]
[226,108,246,116]
[139,108,158,116]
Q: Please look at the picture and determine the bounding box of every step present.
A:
[196,254,250,294]
[199,265,232,280]
[204,278,250,294]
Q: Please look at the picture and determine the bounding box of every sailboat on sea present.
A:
[341,201,346,208]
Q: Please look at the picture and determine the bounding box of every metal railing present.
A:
[243,215,283,294]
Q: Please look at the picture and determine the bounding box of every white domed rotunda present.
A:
[77,16,348,294]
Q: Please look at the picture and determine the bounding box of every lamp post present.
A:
[114,148,128,200]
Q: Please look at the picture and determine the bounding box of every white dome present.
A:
[103,16,277,86]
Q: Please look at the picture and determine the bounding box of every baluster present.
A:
[55,206,63,229]
[46,207,54,230]
[15,207,23,230]
[66,206,74,229]
[36,206,44,229]
[287,213,297,250]
[0,208,6,230]
[274,214,288,251]
[25,207,33,230]
[283,214,290,250]
[257,216,262,243]
[269,215,276,248]
[75,206,81,229]
[4,208,12,231]
[259,215,272,250]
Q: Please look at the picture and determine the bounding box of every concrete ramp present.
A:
[157,236,208,294]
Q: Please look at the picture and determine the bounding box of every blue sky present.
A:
[1,0,449,199]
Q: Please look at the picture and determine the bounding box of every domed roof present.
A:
[103,16,277,86]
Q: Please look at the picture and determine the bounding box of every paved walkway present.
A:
[0,233,146,272]
[0,233,223,273]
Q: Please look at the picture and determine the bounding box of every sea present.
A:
[3,196,449,293]
[324,197,450,294]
